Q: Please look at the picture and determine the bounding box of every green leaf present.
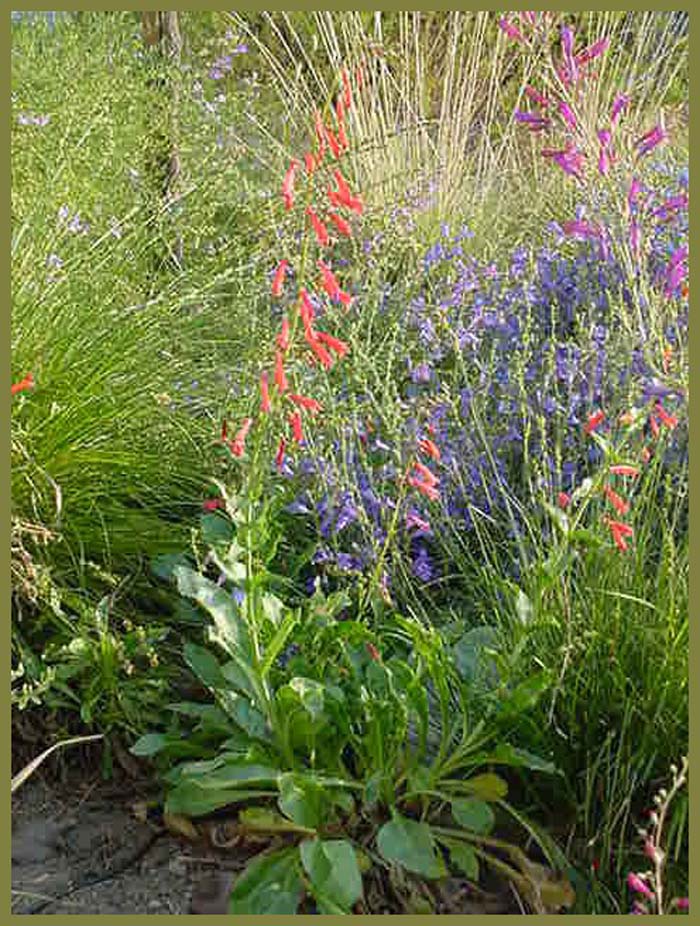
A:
[183,642,225,690]
[489,744,558,775]
[452,626,500,691]
[165,782,272,817]
[515,588,533,625]
[228,848,303,914]
[376,814,446,879]
[447,841,479,880]
[260,610,299,677]
[200,511,234,547]
[182,762,280,790]
[261,593,284,626]
[451,798,495,834]
[174,566,251,659]
[217,691,269,742]
[150,552,191,582]
[130,733,172,757]
[289,677,325,720]
[498,672,551,718]
[462,772,508,802]
[300,839,363,912]
[239,807,316,835]
[277,773,323,830]
[220,657,257,699]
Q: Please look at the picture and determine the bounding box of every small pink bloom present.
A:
[328,211,353,237]
[289,393,322,414]
[604,484,630,517]
[499,16,526,43]
[276,317,290,352]
[636,123,668,158]
[611,92,630,126]
[576,37,609,64]
[610,465,640,478]
[584,409,605,434]
[229,418,253,458]
[289,410,304,443]
[558,491,571,509]
[275,436,286,470]
[315,329,349,358]
[627,872,654,900]
[418,437,441,461]
[202,498,225,512]
[274,350,288,394]
[306,207,330,247]
[558,100,577,129]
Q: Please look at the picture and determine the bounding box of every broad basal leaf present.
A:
[377,813,446,879]
[228,848,303,914]
[300,838,363,912]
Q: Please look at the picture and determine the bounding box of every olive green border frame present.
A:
[6,3,694,925]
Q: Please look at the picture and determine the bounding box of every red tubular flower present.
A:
[641,446,652,464]
[418,437,441,461]
[306,207,330,247]
[355,63,364,90]
[412,460,438,487]
[610,465,640,478]
[306,334,334,369]
[271,259,290,298]
[281,159,300,211]
[315,330,349,358]
[328,211,352,237]
[275,436,286,470]
[325,126,342,159]
[655,402,678,429]
[337,120,349,150]
[274,350,288,394]
[407,475,440,501]
[341,68,352,108]
[649,414,660,439]
[558,491,571,509]
[230,418,253,457]
[11,373,34,396]
[605,517,634,552]
[289,410,304,443]
[304,151,316,174]
[611,92,630,127]
[335,96,345,125]
[276,317,290,352]
[604,484,630,516]
[299,288,316,334]
[584,409,605,434]
[289,393,322,414]
[327,187,343,208]
[260,371,271,413]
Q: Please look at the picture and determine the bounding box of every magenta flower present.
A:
[627,872,654,900]
[515,110,551,132]
[558,101,577,130]
[636,123,668,158]
[499,16,525,43]
[576,37,610,64]
[611,92,631,126]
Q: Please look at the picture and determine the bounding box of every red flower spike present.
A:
[230,418,253,458]
[328,212,352,237]
[412,461,439,487]
[327,187,342,208]
[11,373,34,396]
[306,207,330,248]
[418,438,441,461]
[407,475,440,501]
[641,446,652,464]
[306,334,334,369]
[299,288,316,334]
[289,394,322,414]
[271,259,289,298]
[649,414,660,439]
[281,160,300,211]
[584,409,605,435]
[260,372,271,414]
[315,330,349,358]
[655,402,678,430]
[289,410,304,443]
[610,465,640,478]
[341,68,352,108]
[325,126,342,159]
[337,120,349,150]
[605,517,634,552]
[274,350,288,394]
[304,151,316,174]
[276,317,290,353]
[604,484,630,517]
